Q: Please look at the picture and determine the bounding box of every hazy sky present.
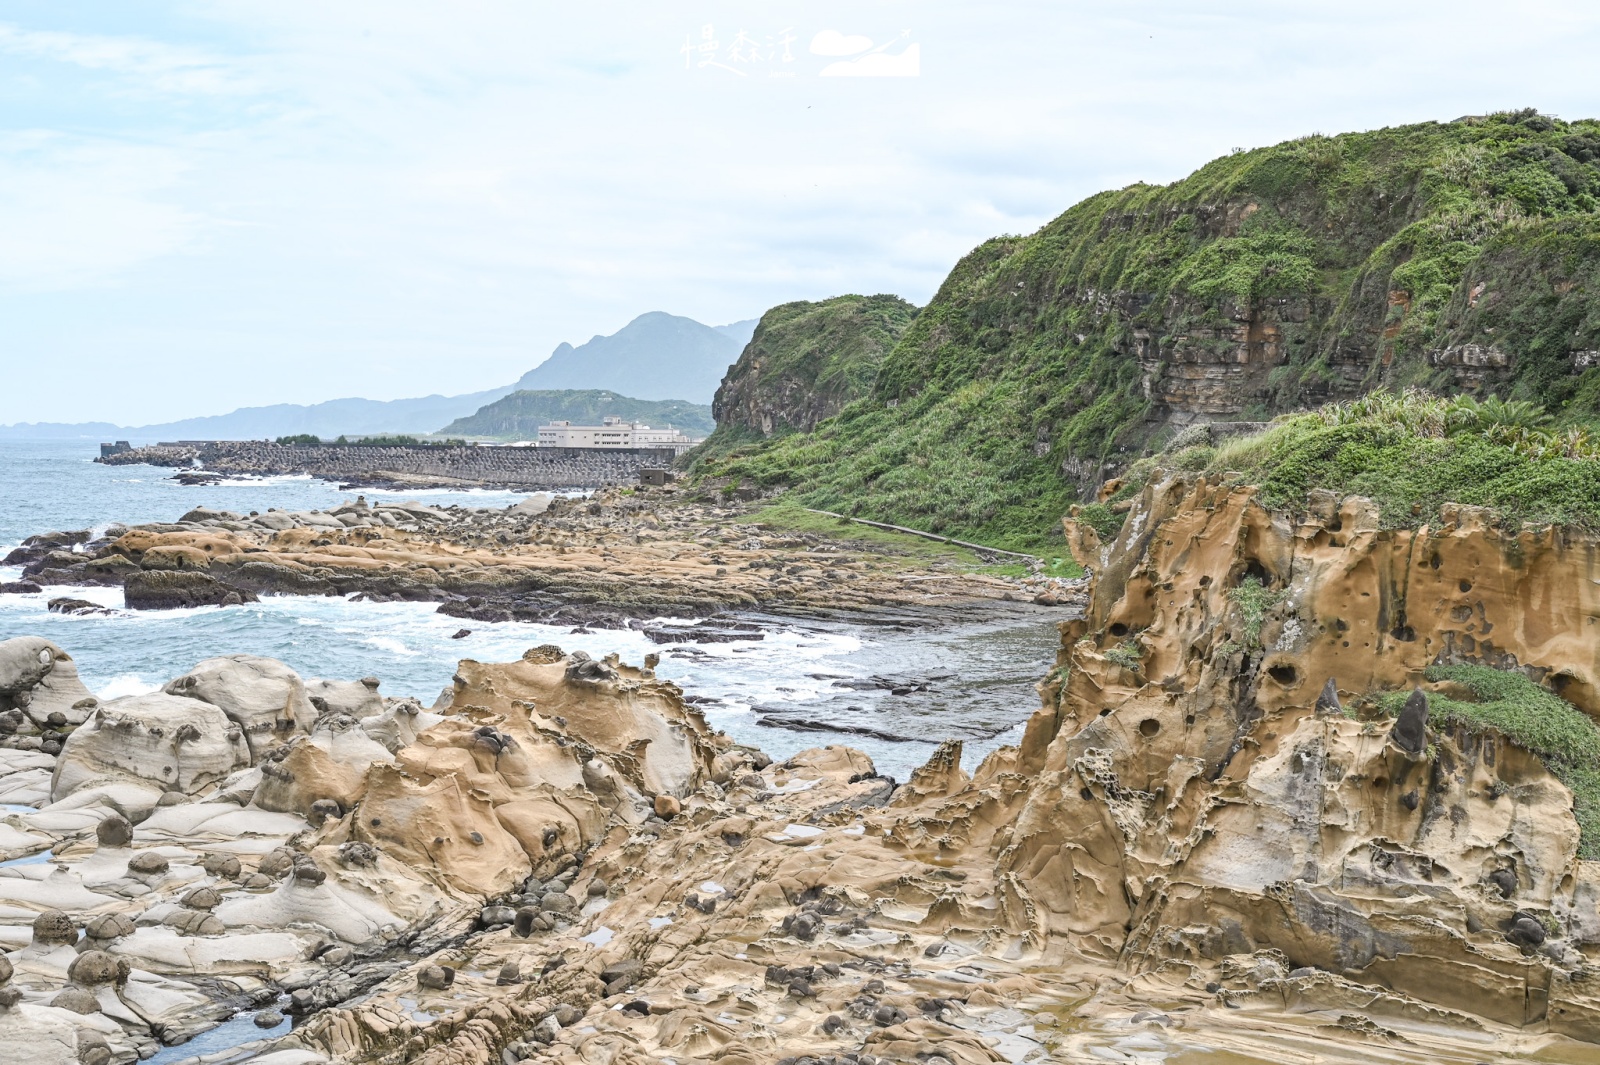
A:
[3,0,1599,424]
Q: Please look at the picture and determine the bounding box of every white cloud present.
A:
[3,1,1600,423]
[810,30,874,56]
[0,22,252,94]
[0,133,203,289]
[820,43,920,77]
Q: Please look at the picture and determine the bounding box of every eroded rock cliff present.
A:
[891,472,1600,1038]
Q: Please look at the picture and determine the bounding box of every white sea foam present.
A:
[363,636,420,657]
[99,674,161,700]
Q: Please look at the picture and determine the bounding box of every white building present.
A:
[537,417,699,451]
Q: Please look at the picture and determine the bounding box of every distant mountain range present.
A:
[512,313,754,403]
[442,390,715,440]
[0,312,758,442]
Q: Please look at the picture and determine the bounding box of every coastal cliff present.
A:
[698,110,1600,549]
[693,295,918,461]
[891,470,1600,1038]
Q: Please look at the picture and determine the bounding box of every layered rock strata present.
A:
[4,489,1070,623]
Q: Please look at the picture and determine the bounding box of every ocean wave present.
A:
[363,636,420,657]
[98,674,161,700]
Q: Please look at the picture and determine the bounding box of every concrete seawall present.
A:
[97,441,677,489]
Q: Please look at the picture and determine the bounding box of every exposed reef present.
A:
[3,489,1073,625]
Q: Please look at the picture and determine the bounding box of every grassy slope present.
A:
[1097,389,1600,532]
[1376,664,1600,858]
[696,110,1600,551]
[442,390,715,439]
[689,295,918,464]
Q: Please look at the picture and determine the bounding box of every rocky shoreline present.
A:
[2,473,1600,1064]
[3,485,1078,630]
[97,442,683,493]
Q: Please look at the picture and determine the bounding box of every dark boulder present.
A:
[1389,688,1428,755]
[124,571,259,610]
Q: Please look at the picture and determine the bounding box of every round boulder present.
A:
[259,848,296,878]
[164,910,226,936]
[202,853,242,879]
[95,814,133,848]
[68,950,128,987]
[127,850,170,876]
[32,909,78,947]
[85,913,136,942]
[182,886,222,910]
[50,986,99,1014]
[417,965,456,990]
[292,860,327,886]
[78,1038,112,1065]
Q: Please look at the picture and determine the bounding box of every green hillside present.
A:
[696,109,1600,551]
[441,390,715,439]
[691,295,919,462]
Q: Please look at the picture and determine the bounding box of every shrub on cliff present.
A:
[1112,389,1600,530]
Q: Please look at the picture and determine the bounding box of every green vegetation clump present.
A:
[326,435,468,447]
[275,434,321,446]
[688,295,918,464]
[1103,642,1144,672]
[443,390,714,440]
[333,434,421,446]
[1227,576,1284,648]
[694,110,1600,550]
[1167,389,1600,529]
[1375,663,1600,856]
[1074,503,1125,541]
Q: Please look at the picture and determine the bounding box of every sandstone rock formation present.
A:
[960,471,1600,1035]
[8,473,1600,1063]
[0,642,749,1062]
[0,637,98,730]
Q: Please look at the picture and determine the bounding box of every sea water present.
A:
[0,441,1061,778]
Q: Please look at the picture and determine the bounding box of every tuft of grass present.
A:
[1375,663,1600,857]
[1103,641,1144,671]
[1228,576,1284,648]
[1197,391,1600,530]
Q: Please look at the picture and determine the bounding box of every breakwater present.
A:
[97,440,678,489]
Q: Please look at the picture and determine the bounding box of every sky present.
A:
[2,0,1599,425]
